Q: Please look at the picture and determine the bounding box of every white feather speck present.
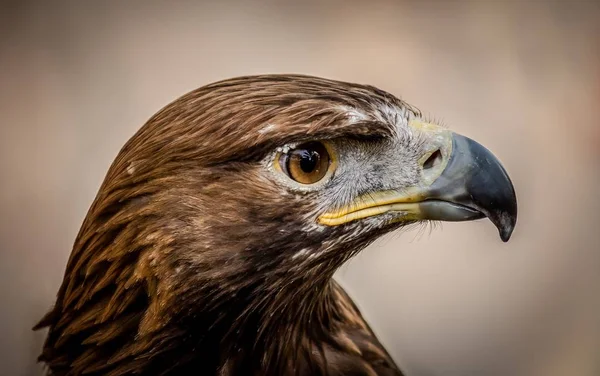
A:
[339,105,369,123]
[258,123,276,134]
[126,163,136,175]
[291,248,311,259]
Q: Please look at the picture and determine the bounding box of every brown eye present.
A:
[279,142,332,184]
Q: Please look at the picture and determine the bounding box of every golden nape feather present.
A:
[35,75,516,375]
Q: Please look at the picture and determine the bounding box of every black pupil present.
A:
[298,149,319,173]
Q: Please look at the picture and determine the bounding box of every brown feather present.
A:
[35,74,411,375]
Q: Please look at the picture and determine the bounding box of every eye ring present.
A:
[276,141,337,185]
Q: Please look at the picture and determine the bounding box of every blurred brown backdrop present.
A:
[1,1,599,375]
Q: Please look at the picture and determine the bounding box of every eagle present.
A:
[34,75,517,376]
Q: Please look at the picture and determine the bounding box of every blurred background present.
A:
[1,0,599,375]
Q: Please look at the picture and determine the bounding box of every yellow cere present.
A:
[318,189,426,226]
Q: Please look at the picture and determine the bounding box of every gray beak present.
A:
[420,133,518,242]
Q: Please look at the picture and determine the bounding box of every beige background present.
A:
[1,1,599,375]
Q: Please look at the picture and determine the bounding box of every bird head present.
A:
[124,75,511,260]
[40,75,517,370]
[85,75,516,313]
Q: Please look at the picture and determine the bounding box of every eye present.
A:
[278,142,333,185]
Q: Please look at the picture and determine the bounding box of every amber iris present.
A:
[280,142,331,184]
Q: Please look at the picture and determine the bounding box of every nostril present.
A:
[423,149,443,170]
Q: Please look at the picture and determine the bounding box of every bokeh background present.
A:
[1,1,599,375]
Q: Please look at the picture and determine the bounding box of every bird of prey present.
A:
[34,75,517,376]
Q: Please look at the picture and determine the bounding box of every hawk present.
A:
[34,75,517,375]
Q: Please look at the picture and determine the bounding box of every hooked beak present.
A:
[318,121,518,242]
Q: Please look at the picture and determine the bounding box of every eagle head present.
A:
[35,75,517,375]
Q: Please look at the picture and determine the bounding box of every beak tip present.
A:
[496,213,517,242]
[500,228,512,243]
